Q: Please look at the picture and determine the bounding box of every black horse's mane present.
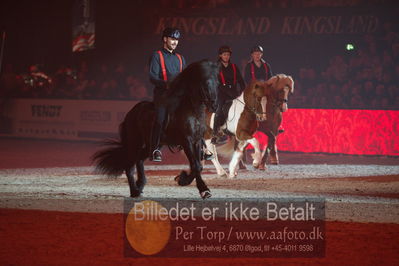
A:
[166,60,219,107]
[160,60,219,152]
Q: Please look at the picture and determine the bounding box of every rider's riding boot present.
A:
[200,139,214,161]
[149,119,163,162]
[149,102,168,163]
[211,112,222,144]
[151,149,162,162]
[202,150,214,161]
[204,153,214,160]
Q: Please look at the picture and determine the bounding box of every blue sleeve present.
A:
[149,52,166,89]
[181,55,187,69]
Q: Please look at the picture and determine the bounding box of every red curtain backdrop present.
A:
[250,109,399,156]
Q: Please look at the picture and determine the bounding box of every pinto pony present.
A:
[92,60,219,199]
[204,80,268,178]
[260,74,294,165]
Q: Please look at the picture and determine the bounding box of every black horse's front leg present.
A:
[176,138,211,199]
[176,138,200,186]
[136,159,146,193]
[126,166,140,197]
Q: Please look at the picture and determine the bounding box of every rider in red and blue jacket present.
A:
[244,45,284,135]
[148,27,186,162]
[211,45,245,144]
[244,45,273,84]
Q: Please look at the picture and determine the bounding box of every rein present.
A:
[270,85,290,110]
[271,98,288,108]
[236,97,266,117]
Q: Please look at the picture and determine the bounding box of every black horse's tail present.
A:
[92,103,144,177]
[92,138,128,177]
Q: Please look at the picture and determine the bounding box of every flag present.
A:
[72,0,95,52]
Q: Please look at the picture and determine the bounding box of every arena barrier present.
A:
[0,99,397,155]
[0,98,137,141]
[278,109,398,156]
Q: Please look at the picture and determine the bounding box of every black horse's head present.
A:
[199,60,219,112]
[169,60,219,112]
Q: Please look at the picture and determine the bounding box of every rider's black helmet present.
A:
[218,45,232,55]
[162,27,181,39]
[251,45,264,53]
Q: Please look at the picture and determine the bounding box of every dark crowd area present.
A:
[291,25,399,110]
[0,61,151,101]
[0,0,398,110]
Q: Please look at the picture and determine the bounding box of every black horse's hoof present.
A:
[176,171,193,186]
[177,177,191,186]
[130,190,142,198]
[136,181,146,193]
[200,190,212,199]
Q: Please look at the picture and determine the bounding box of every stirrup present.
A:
[211,135,228,145]
[151,149,162,162]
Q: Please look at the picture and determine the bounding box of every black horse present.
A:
[92,60,219,199]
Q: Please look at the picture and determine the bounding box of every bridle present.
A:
[270,85,291,111]
[236,96,266,119]
[271,97,288,108]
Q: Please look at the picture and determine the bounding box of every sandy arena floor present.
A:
[0,138,398,265]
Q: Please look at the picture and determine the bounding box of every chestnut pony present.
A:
[260,74,294,166]
[204,74,294,178]
[204,80,267,178]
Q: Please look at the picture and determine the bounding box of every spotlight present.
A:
[346,43,355,51]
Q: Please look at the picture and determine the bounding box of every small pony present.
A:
[204,80,268,178]
[259,74,294,166]
[204,74,294,178]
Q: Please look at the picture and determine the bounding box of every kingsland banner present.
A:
[131,7,395,40]
[125,6,394,74]
[152,10,380,37]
